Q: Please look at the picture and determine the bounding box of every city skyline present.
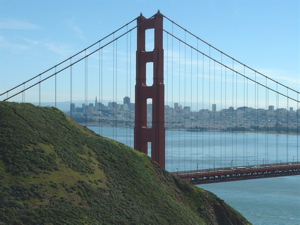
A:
[1,1,298,110]
[69,96,300,113]
[67,95,299,134]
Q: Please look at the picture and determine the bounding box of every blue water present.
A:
[200,177,300,225]
[88,126,300,224]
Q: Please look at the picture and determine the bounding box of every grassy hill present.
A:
[0,102,251,225]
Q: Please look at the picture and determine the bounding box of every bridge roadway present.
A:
[173,162,300,185]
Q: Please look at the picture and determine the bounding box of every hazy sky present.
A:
[0,0,299,108]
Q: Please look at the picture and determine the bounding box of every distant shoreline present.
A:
[82,123,299,136]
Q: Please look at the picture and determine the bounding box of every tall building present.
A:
[174,103,179,110]
[123,96,130,105]
[212,104,216,112]
[268,105,274,111]
[70,103,75,113]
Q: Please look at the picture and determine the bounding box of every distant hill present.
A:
[0,102,251,225]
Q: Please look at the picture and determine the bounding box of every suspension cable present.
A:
[1,18,138,98]
[163,15,299,95]
[2,26,137,102]
[163,29,300,104]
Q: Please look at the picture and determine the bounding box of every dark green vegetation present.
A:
[0,102,251,225]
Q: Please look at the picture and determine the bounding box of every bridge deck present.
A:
[173,162,300,185]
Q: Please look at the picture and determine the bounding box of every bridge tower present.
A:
[134,11,165,168]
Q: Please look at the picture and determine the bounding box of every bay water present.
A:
[88,126,300,224]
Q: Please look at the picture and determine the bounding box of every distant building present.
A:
[174,103,179,110]
[212,104,216,112]
[108,102,118,108]
[183,106,190,113]
[70,103,75,113]
[268,105,274,111]
[123,96,130,105]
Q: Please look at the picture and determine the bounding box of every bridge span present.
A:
[1,11,299,183]
[174,162,300,185]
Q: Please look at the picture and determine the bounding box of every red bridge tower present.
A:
[134,12,165,168]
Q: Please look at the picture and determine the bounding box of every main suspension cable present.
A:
[3,26,137,102]
[163,15,299,95]
[163,29,300,104]
[1,18,138,98]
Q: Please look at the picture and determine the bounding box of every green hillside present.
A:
[0,102,251,225]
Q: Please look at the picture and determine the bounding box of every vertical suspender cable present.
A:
[254,72,257,165]
[55,66,57,108]
[183,31,187,171]
[202,53,204,170]
[165,31,169,168]
[213,60,216,168]
[190,46,193,170]
[256,73,259,166]
[196,39,200,170]
[129,31,132,133]
[39,75,41,106]
[220,53,223,168]
[246,67,249,165]
[297,94,299,163]
[178,39,181,170]
[129,30,133,147]
[243,66,246,166]
[101,45,104,134]
[115,39,118,141]
[98,43,100,134]
[196,39,199,170]
[286,88,289,163]
[126,27,129,145]
[171,23,174,169]
[165,31,168,125]
[98,42,102,134]
[235,64,238,166]
[276,83,279,163]
[70,59,72,118]
[265,78,268,165]
[231,60,234,167]
[233,63,236,166]
[208,46,211,170]
[126,27,131,147]
[224,67,227,167]
[170,24,174,169]
[112,34,115,139]
[85,51,88,125]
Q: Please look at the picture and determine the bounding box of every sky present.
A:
[0,0,299,109]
